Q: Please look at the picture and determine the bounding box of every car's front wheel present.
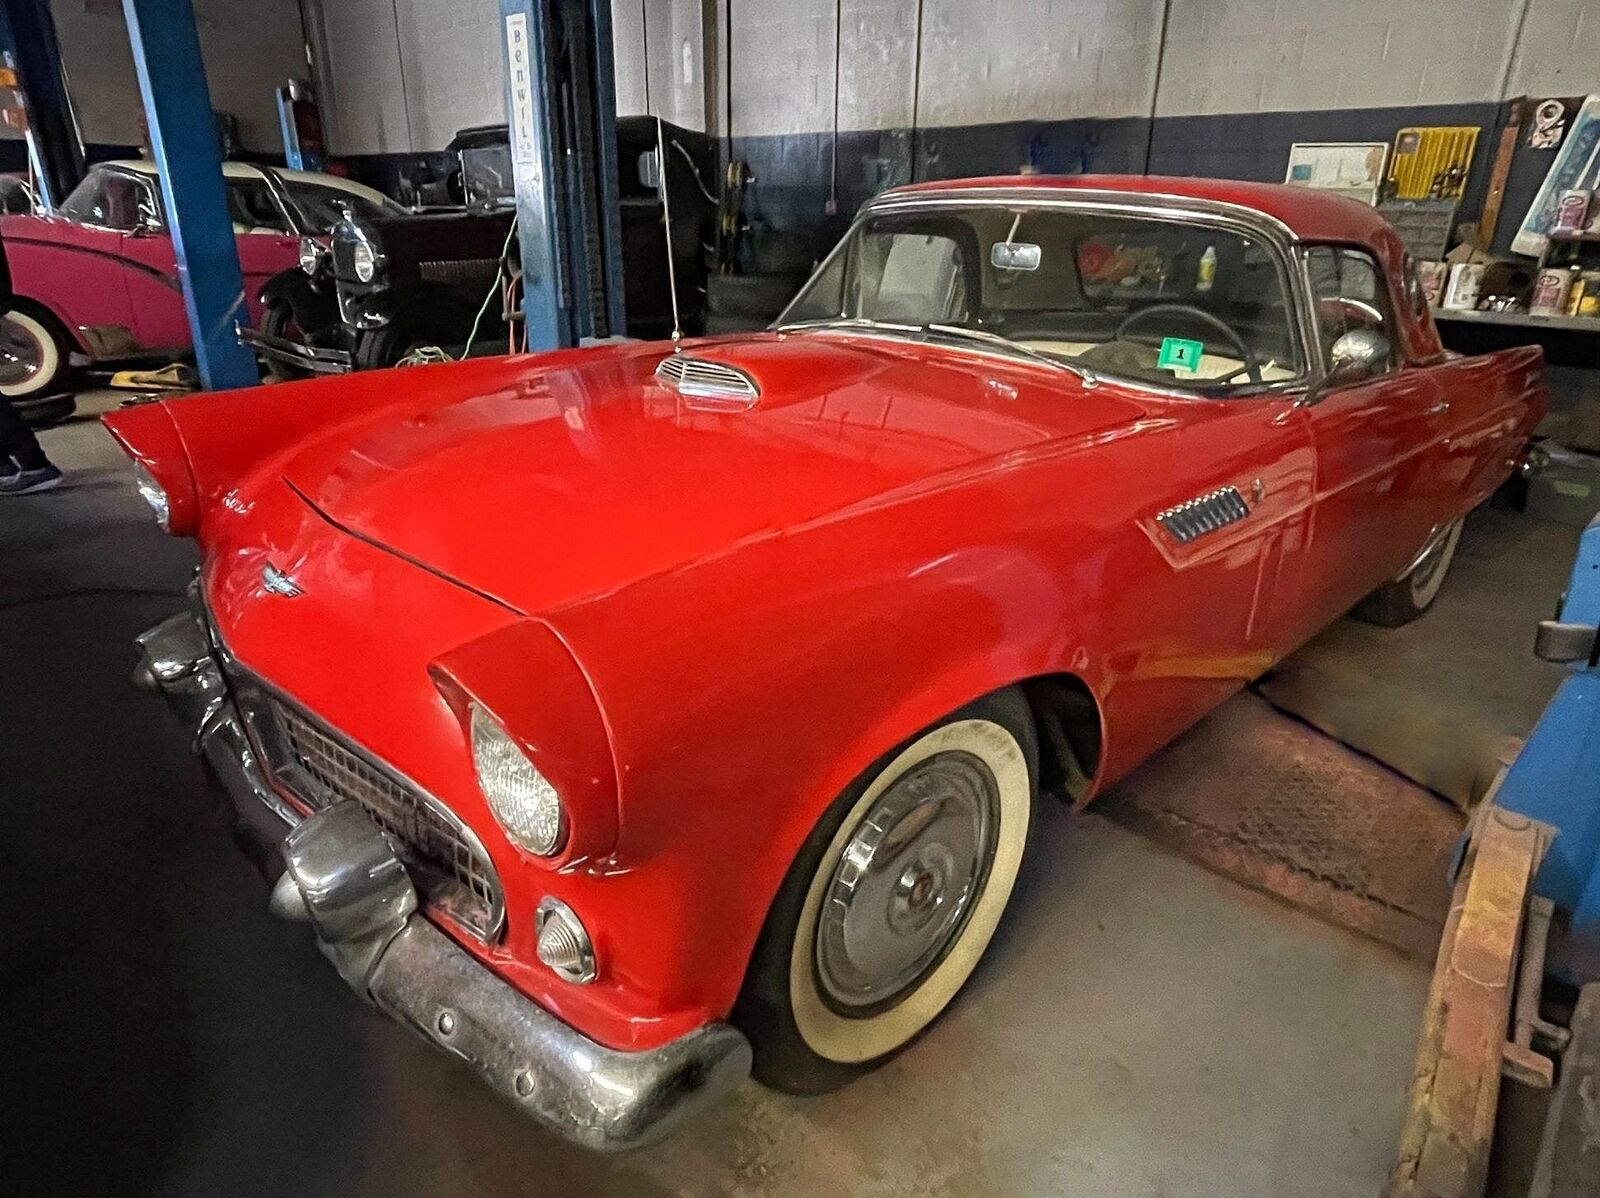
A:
[1355,517,1465,627]
[734,689,1038,1094]
[0,305,69,399]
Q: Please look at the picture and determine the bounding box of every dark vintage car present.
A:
[244,118,716,377]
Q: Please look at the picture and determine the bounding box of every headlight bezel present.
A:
[131,460,171,530]
[469,702,566,857]
[351,239,377,283]
[298,236,324,276]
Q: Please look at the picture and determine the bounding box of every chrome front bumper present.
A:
[238,326,353,375]
[134,608,751,1151]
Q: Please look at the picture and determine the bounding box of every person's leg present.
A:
[0,393,51,471]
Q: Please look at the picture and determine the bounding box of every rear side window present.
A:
[60,171,150,231]
[1305,246,1396,367]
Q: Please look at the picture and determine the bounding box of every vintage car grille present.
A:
[235,679,505,942]
[655,353,760,403]
[1156,486,1252,544]
[419,257,499,290]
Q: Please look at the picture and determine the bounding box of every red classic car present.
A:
[107,175,1545,1149]
[0,160,399,408]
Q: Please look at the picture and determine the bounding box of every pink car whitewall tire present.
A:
[734,689,1039,1094]
[0,307,65,399]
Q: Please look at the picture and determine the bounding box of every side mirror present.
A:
[1327,328,1391,383]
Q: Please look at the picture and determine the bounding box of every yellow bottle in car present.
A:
[1197,245,1217,292]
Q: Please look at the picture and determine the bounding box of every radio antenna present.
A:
[655,116,683,352]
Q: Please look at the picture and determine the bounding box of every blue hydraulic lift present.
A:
[120,0,258,391]
[498,0,626,350]
[0,0,84,210]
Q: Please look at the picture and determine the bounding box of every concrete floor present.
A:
[1,393,1577,1197]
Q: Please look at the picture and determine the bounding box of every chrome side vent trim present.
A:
[654,354,760,405]
[1157,486,1251,544]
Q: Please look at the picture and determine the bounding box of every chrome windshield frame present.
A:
[773,185,1319,402]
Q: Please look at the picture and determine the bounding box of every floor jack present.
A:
[1389,515,1600,1198]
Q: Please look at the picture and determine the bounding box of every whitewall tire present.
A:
[734,690,1039,1093]
[0,308,65,399]
[1355,517,1465,627]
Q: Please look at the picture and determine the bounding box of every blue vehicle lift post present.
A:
[0,0,85,210]
[498,0,626,350]
[121,0,259,391]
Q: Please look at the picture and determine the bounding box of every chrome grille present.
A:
[1157,486,1251,544]
[265,697,505,942]
[654,353,760,404]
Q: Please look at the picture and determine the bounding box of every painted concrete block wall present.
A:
[1155,0,1528,117]
[51,0,309,152]
[1507,0,1600,98]
[306,0,502,154]
[916,0,1164,126]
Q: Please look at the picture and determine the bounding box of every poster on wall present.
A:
[1513,94,1600,257]
[1284,142,1389,205]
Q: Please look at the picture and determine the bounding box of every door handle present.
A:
[1426,400,1451,416]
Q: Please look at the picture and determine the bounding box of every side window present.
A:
[59,171,145,231]
[1305,245,1396,368]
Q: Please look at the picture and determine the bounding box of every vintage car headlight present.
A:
[351,240,377,283]
[470,703,564,855]
[298,236,323,275]
[132,461,170,529]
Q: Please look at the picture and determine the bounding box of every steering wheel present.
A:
[1115,303,1263,385]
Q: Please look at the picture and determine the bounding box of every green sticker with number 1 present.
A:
[1157,336,1204,375]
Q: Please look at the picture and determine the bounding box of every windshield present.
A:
[283,181,404,232]
[780,203,1305,392]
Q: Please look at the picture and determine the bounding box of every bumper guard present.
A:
[134,607,751,1150]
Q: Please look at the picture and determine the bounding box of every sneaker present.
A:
[0,464,63,495]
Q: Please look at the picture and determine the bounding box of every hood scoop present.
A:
[654,353,760,408]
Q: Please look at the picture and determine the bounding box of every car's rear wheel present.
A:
[1354,517,1464,627]
[0,306,69,399]
[734,689,1039,1094]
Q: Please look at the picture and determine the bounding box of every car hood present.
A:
[279,334,1150,614]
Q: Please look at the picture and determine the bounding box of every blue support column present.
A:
[498,0,625,349]
[0,0,85,210]
[500,0,566,350]
[121,0,259,391]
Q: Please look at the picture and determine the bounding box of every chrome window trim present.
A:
[774,186,1320,403]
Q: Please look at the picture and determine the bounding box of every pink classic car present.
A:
[0,160,399,412]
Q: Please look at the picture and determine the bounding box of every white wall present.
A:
[1506,0,1600,98]
[51,0,310,151]
[304,0,503,154]
[1154,0,1530,117]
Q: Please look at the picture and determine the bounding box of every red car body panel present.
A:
[104,176,1548,1053]
[0,211,297,356]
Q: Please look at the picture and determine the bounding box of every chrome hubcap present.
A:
[1409,520,1460,602]
[815,753,998,1013]
[0,316,43,386]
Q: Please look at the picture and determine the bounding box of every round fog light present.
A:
[536,897,596,984]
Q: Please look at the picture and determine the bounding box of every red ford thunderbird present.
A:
[0,160,399,409]
[107,175,1545,1149]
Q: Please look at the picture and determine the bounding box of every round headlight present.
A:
[351,240,376,283]
[298,237,322,275]
[132,461,170,529]
[470,704,564,856]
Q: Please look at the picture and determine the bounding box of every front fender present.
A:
[259,269,338,334]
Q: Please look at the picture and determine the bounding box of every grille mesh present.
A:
[271,700,504,941]
[654,354,760,403]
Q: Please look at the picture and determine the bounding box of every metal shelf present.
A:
[1431,307,1600,332]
